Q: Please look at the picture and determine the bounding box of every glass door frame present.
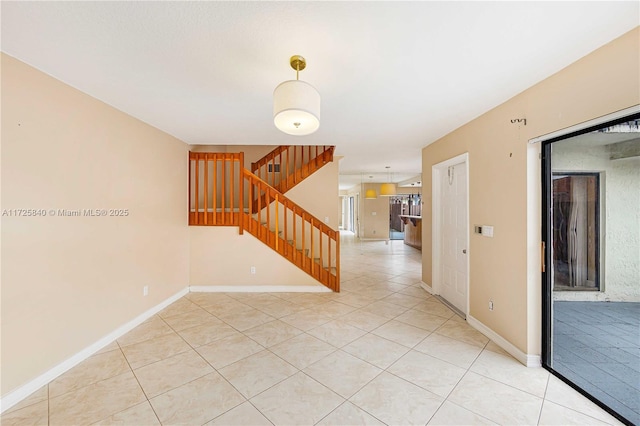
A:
[541,111,640,425]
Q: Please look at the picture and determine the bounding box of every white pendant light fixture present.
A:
[273,55,320,136]
[380,166,397,196]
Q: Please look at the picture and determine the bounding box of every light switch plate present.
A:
[482,225,494,237]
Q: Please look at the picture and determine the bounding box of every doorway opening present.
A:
[542,112,640,425]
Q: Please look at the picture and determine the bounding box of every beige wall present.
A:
[422,28,639,356]
[361,183,391,239]
[1,54,190,396]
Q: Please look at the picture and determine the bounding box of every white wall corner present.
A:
[0,286,189,414]
[467,314,541,368]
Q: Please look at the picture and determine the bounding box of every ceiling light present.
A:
[365,189,377,199]
[380,166,397,196]
[273,55,320,136]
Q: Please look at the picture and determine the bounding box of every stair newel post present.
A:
[284,199,288,257]
[279,151,283,189]
[195,153,200,225]
[212,158,217,225]
[238,154,244,235]
[258,180,263,238]
[294,146,298,185]
[188,153,192,225]
[319,224,323,279]
[328,233,332,289]
[285,146,290,191]
[292,205,297,261]
[229,156,234,226]
[301,214,305,269]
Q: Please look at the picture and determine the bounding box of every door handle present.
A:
[462,249,467,254]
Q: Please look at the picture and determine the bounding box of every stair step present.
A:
[287,240,295,245]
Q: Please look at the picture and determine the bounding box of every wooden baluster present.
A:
[249,172,253,232]
[279,151,283,189]
[301,215,305,269]
[204,156,209,225]
[258,180,262,237]
[195,155,200,225]
[294,146,298,185]
[188,155,192,225]
[239,156,244,235]
[284,201,288,257]
[266,188,270,242]
[275,193,279,251]
[310,217,314,276]
[292,205,296,260]
[229,157,234,225]
[285,147,290,191]
[320,226,323,280]
[212,158,217,224]
[328,234,332,283]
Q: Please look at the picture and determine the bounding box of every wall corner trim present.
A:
[0,287,189,414]
[466,314,541,368]
[189,285,331,293]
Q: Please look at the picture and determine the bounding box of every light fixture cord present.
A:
[296,64,299,80]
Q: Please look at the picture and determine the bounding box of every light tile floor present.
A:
[2,237,625,425]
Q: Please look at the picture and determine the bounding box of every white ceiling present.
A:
[2,1,638,189]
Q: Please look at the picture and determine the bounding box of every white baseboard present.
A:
[467,314,541,368]
[0,287,189,414]
[189,285,331,293]
[420,282,434,294]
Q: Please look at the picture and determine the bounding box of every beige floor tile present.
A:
[95,340,121,355]
[306,319,367,348]
[313,301,357,318]
[269,333,337,369]
[243,319,302,347]
[121,332,192,369]
[253,299,307,318]
[470,349,549,397]
[388,350,467,398]
[279,309,333,331]
[202,298,254,317]
[389,275,423,286]
[435,318,489,348]
[218,350,298,398]
[219,308,274,331]
[356,287,394,300]
[185,292,236,307]
[251,372,344,425]
[484,339,510,356]
[50,348,130,397]
[350,372,443,426]
[414,333,483,369]
[49,371,146,426]
[196,333,264,369]
[382,292,424,308]
[333,292,376,308]
[158,297,200,318]
[538,400,611,425]
[544,375,622,424]
[3,385,47,414]
[359,300,408,319]
[1,399,48,426]
[161,307,218,331]
[150,372,245,425]
[343,334,410,369]
[317,401,385,426]
[371,319,431,348]
[205,401,272,426]
[117,315,174,347]
[427,400,496,425]
[92,401,160,425]
[448,372,543,425]
[177,319,240,347]
[341,309,390,332]
[413,299,456,319]
[278,293,327,307]
[134,349,213,398]
[239,294,283,310]
[304,350,382,398]
[398,285,432,299]
[395,308,449,332]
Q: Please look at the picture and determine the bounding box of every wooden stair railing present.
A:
[188,151,340,292]
[242,169,340,292]
[189,152,244,233]
[251,145,335,194]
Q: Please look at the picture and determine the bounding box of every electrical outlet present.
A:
[143,286,149,296]
[371,212,377,216]
[372,230,376,234]
[250,266,256,274]
[489,300,494,311]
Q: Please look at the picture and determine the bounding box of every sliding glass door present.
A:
[542,113,640,425]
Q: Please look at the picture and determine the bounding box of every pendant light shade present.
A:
[379,183,397,196]
[273,80,320,135]
[273,55,320,136]
[365,189,377,199]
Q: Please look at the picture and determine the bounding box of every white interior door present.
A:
[440,162,468,314]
